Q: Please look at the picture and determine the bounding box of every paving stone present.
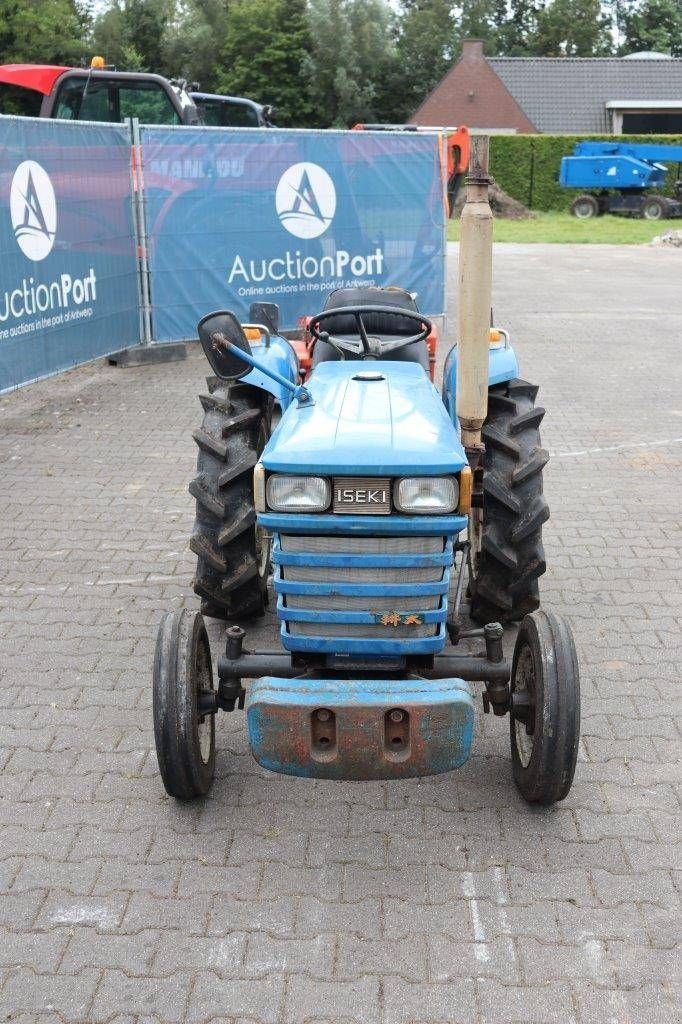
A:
[428,934,520,984]
[383,898,473,940]
[556,901,649,945]
[60,928,160,975]
[90,969,193,1022]
[519,936,616,985]
[507,867,593,906]
[0,927,69,971]
[153,931,246,975]
[39,893,129,933]
[189,973,285,1024]
[591,869,679,908]
[478,979,578,1024]
[638,902,681,948]
[307,833,387,868]
[245,933,334,978]
[2,245,681,1024]
[92,857,182,898]
[294,896,383,940]
[383,977,477,1024]
[574,981,680,1024]
[0,967,100,1019]
[229,829,308,867]
[286,976,380,1024]
[344,864,429,902]
[209,895,296,937]
[121,894,212,934]
[12,857,102,896]
[176,861,261,898]
[261,862,342,900]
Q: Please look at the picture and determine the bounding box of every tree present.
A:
[618,0,682,56]
[216,0,316,126]
[391,0,456,119]
[495,0,542,55]
[306,0,398,126]
[91,0,176,73]
[0,0,90,65]
[163,1,230,90]
[532,0,614,55]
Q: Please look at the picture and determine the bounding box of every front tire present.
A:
[570,194,598,219]
[469,378,549,624]
[509,610,580,804]
[153,609,216,799]
[190,379,272,620]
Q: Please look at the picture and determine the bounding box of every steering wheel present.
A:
[308,304,432,359]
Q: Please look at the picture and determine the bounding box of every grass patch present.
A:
[447,211,680,244]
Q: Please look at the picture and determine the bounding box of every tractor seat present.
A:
[321,286,420,338]
[312,286,429,370]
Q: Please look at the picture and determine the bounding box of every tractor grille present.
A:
[272,533,452,649]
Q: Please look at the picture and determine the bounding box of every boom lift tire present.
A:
[641,196,665,220]
[469,378,549,625]
[509,610,580,805]
[190,378,273,620]
[570,194,598,219]
[153,608,216,799]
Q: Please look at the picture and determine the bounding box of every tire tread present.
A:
[470,378,548,624]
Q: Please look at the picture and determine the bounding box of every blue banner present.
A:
[141,127,446,339]
[0,116,140,391]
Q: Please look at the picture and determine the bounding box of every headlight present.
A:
[394,476,458,514]
[266,474,331,512]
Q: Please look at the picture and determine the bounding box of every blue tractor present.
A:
[560,141,682,219]
[153,148,580,806]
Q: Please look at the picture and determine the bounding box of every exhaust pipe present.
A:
[456,135,493,453]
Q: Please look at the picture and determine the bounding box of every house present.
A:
[411,39,682,135]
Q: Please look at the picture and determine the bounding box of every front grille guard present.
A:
[272,534,455,655]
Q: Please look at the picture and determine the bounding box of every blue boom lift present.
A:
[560,140,682,219]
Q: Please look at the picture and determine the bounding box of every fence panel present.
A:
[0,116,140,391]
[140,126,446,340]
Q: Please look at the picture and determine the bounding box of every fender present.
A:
[441,334,519,423]
[242,333,299,411]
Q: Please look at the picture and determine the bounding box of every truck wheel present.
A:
[153,609,216,799]
[509,610,580,805]
[570,195,598,219]
[469,379,549,624]
[190,379,273,620]
[642,196,665,221]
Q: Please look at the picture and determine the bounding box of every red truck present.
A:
[0,62,272,128]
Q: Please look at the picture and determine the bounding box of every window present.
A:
[622,111,682,134]
[54,77,113,122]
[0,84,43,117]
[197,97,260,128]
[117,81,180,125]
[53,75,181,125]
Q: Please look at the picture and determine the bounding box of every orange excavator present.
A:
[352,123,470,218]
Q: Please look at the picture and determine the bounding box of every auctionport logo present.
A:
[275,162,336,239]
[10,161,57,261]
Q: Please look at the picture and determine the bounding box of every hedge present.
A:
[489,134,682,212]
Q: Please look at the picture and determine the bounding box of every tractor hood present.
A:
[261,361,467,475]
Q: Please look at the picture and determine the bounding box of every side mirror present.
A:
[249,301,279,334]
[198,310,252,380]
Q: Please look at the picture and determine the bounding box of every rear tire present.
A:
[641,196,665,221]
[570,194,598,219]
[153,609,216,799]
[190,379,272,620]
[469,378,549,625]
[509,610,580,805]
